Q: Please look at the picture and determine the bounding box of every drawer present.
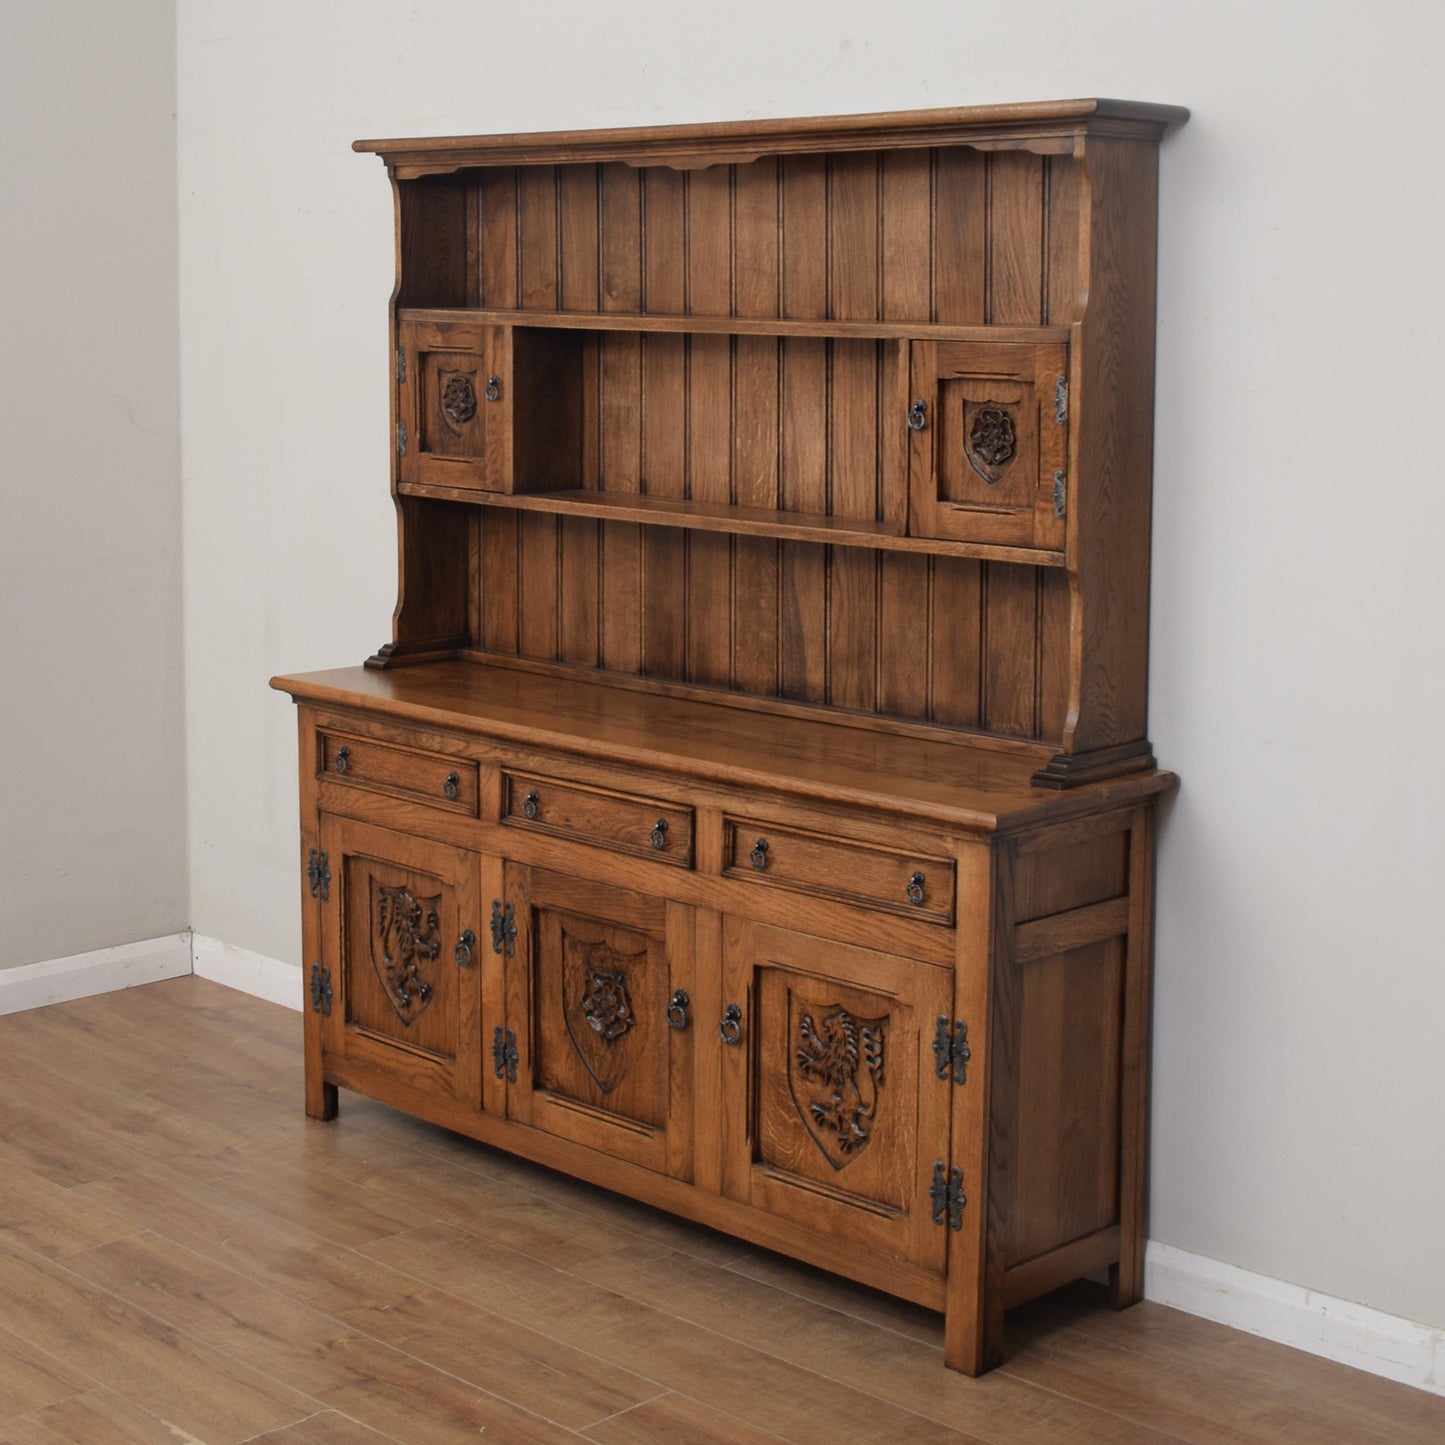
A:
[723,817,955,924]
[501,771,694,867]
[318,731,479,816]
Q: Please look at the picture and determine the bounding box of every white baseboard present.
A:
[1146,1241,1443,1397]
[191,934,302,1011]
[0,933,193,1016]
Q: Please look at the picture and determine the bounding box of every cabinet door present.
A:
[908,339,1068,551]
[398,317,507,491]
[502,864,694,1178]
[720,917,954,1276]
[317,813,483,1102]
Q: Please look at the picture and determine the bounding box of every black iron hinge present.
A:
[396,348,406,384]
[397,418,408,456]
[930,1162,966,1230]
[306,848,330,902]
[1053,470,1067,520]
[933,1016,971,1085]
[1054,374,1068,425]
[492,1025,518,1083]
[490,899,516,957]
[308,963,332,1016]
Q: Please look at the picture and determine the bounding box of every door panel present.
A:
[318,813,482,1103]
[721,916,953,1275]
[503,863,694,1178]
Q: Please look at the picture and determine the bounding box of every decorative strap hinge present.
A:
[492,1025,518,1083]
[397,418,408,456]
[933,1016,971,1085]
[396,348,406,384]
[1053,470,1066,520]
[490,899,516,957]
[308,963,332,1016]
[306,848,330,901]
[930,1162,966,1230]
[1054,374,1068,425]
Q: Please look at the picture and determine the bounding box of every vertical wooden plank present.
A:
[988,151,1046,325]
[1037,568,1072,742]
[640,169,688,681]
[779,540,827,704]
[479,510,519,655]
[1045,154,1083,325]
[930,556,982,729]
[686,168,733,687]
[600,163,642,312]
[600,520,642,674]
[827,155,880,712]
[777,155,830,702]
[877,554,930,720]
[515,512,558,661]
[558,164,600,311]
[732,158,781,696]
[933,148,987,324]
[516,165,559,309]
[882,150,933,322]
[465,507,482,646]
[477,168,518,309]
[982,563,1038,739]
[558,515,600,665]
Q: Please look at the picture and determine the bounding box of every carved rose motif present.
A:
[441,375,477,427]
[968,405,1016,477]
[581,966,634,1043]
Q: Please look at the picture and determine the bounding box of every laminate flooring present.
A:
[0,978,1439,1443]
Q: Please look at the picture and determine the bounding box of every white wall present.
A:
[178,1,1445,1333]
[0,1,186,968]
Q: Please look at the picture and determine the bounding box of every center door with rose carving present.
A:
[502,863,694,1179]
[719,918,955,1281]
[318,814,483,1104]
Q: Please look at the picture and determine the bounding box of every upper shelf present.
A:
[398,308,1072,346]
[356,98,1191,176]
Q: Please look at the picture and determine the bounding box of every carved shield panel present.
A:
[561,928,644,1095]
[788,1001,888,1171]
[371,883,442,1025]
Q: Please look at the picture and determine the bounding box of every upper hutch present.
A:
[274,98,1186,1375]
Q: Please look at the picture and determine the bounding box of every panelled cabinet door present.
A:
[908,339,1069,552]
[317,813,483,1102]
[397,317,508,491]
[502,864,694,1179]
[720,917,955,1279]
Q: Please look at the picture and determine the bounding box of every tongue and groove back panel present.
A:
[398,151,1080,742]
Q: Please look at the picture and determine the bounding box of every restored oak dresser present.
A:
[273,98,1186,1374]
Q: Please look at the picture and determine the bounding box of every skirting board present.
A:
[0,933,193,1015]
[192,933,303,1012]
[1146,1242,1443,1397]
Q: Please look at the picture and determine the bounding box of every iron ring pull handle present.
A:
[485,375,501,402]
[333,746,350,774]
[906,870,926,906]
[666,989,690,1030]
[748,838,769,871]
[455,928,476,968]
[650,818,669,851]
[443,771,460,800]
[523,789,540,820]
[719,1003,743,1045]
[907,398,928,431]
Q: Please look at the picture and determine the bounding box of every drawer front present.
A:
[724,817,954,924]
[319,731,479,816]
[502,771,694,867]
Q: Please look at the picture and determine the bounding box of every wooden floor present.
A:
[0,980,1440,1444]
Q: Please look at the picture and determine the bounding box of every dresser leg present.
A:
[306,1074,338,1121]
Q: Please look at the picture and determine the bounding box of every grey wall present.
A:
[0,1,187,967]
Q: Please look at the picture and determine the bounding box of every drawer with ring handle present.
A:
[723,816,954,924]
[502,771,694,867]
[318,732,479,816]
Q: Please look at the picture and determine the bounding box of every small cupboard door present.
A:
[317,814,483,1103]
[397,317,507,491]
[720,918,955,1276]
[502,864,694,1179]
[908,339,1068,552]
